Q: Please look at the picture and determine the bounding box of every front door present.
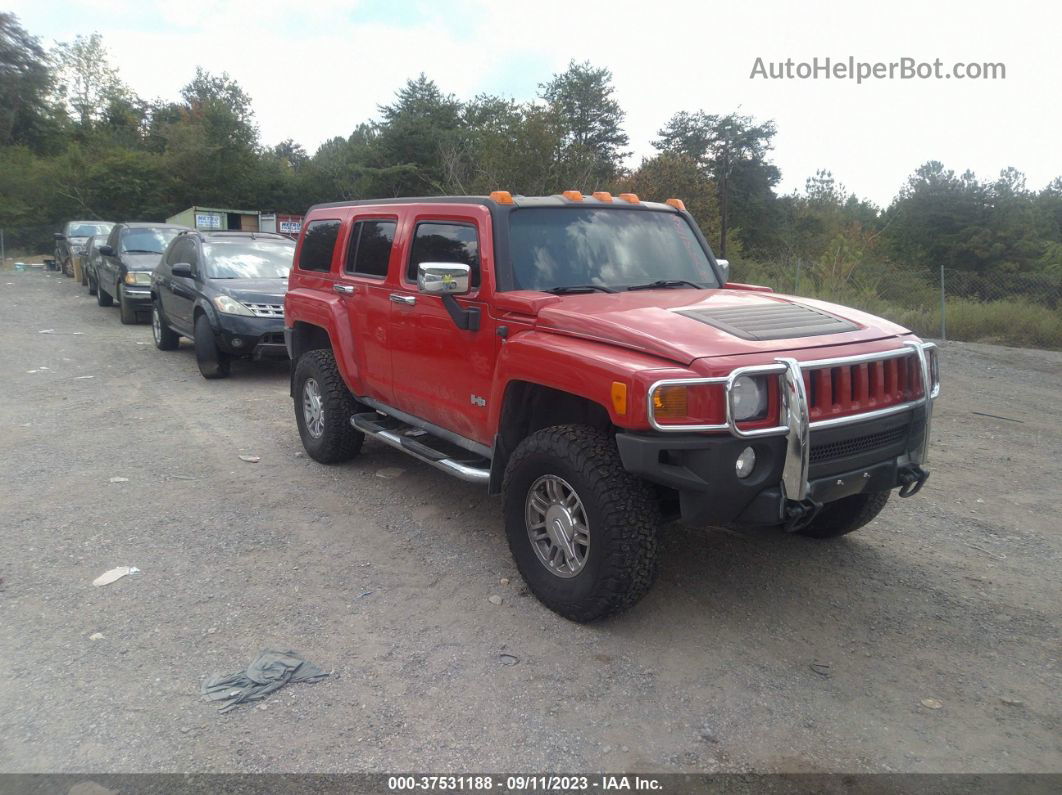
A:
[388,213,498,447]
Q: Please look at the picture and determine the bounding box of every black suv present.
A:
[95,223,191,323]
[151,230,295,378]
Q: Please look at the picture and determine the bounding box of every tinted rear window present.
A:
[346,220,396,278]
[298,220,341,272]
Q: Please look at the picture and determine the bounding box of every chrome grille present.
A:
[244,303,284,318]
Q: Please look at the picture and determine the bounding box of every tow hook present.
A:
[897,465,929,498]
[782,498,823,533]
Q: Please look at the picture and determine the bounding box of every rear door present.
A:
[332,213,400,404]
[387,208,498,446]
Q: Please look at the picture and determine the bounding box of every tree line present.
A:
[2,11,1060,291]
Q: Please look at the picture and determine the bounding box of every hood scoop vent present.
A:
[675,302,859,341]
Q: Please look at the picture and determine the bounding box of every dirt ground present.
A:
[1,267,1059,774]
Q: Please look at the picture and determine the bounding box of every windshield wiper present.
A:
[545,284,616,294]
[122,249,161,255]
[626,279,703,291]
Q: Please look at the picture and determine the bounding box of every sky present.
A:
[9,0,1062,207]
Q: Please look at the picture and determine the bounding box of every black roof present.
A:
[306,194,680,215]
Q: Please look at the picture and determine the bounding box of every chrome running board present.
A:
[351,412,490,485]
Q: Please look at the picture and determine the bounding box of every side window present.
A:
[408,222,480,287]
[345,220,396,278]
[298,220,341,272]
[170,238,191,266]
[107,227,120,249]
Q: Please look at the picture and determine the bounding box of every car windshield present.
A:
[68,222,113,238]
[203,238,295,279]
[120,228,182,254]
[507,208,720,292]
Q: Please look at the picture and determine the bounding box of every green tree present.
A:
[538,60,628,187]
[655,110,778,258]
[0,13,61,151]
[53,33,128,129]
[620,152,719,243]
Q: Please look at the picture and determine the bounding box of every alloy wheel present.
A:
[525,474,590,578]
[302,378,324,438]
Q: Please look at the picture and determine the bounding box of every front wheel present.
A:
[292,349,364,463]
[795,491,891,539]
[194,313,230,379]
[152,302,180,350]
[96,280,113,307]
[118,285,138,324]
[502,425,660,623]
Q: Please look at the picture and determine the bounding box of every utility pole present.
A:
[940,263,947,341]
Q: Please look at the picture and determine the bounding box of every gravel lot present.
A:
[1,267,1059,775]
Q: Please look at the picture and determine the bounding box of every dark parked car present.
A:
[151,230,294,378]
[55,221,114,278]
[95,223,190,324]
[78,235,104,287]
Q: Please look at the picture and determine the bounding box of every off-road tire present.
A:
[118,285,138,324]
[292,348,364,463]
[152,302,180,351]
[502,425,660,623]
[194,313,231,379]
[96,281,113,307]
[796,490,891,539]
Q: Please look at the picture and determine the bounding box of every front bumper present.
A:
[618,341,938,526]
[215,315,288,359]
[122,286,153,304]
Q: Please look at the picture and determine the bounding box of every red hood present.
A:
[508,289,909,366]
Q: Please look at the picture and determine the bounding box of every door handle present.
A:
[333,284,355,295]
[389,293,416,306]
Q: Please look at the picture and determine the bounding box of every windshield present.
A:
[204,238,295,279]
[120,227,182,254]
[508,208,719,292]
[67,222,113,238]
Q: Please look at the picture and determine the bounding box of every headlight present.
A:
[213,295,254,316]
[123,272,152,285]
[730,375,768,421]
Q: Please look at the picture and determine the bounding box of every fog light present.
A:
[735,446,756,479]
[230,337,244,348]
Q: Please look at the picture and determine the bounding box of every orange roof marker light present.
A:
[592,191,613,203]
[618,193,640,204]
[490,190,514,205]
[562,190,584,201]
[666,198,687,211]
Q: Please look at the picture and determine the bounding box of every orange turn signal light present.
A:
[666,198,686,211]
[652,385,688,419]
[562,190,583,201]
[490,190,514,205]
[618,193,640,204]
[611,381,628,415]
[592,191,613,203]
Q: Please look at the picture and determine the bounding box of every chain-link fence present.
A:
[734,259,1062,351]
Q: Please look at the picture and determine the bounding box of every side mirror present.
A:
[54,232,64,240]
[98,245,114,257]
[171,263,194,278]
[418,262,470,296]
[716,258,730,284]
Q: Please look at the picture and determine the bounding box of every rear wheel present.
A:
[194,313,230,379]
[118,285,138,324]
[795,491,891,539]
[502,425,660,623]
[96,280,113,307]
[152,302,180,350]
[293,348,363,463]
[80,266,88,286]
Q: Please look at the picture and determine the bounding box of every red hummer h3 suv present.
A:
[284,191,939,622]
